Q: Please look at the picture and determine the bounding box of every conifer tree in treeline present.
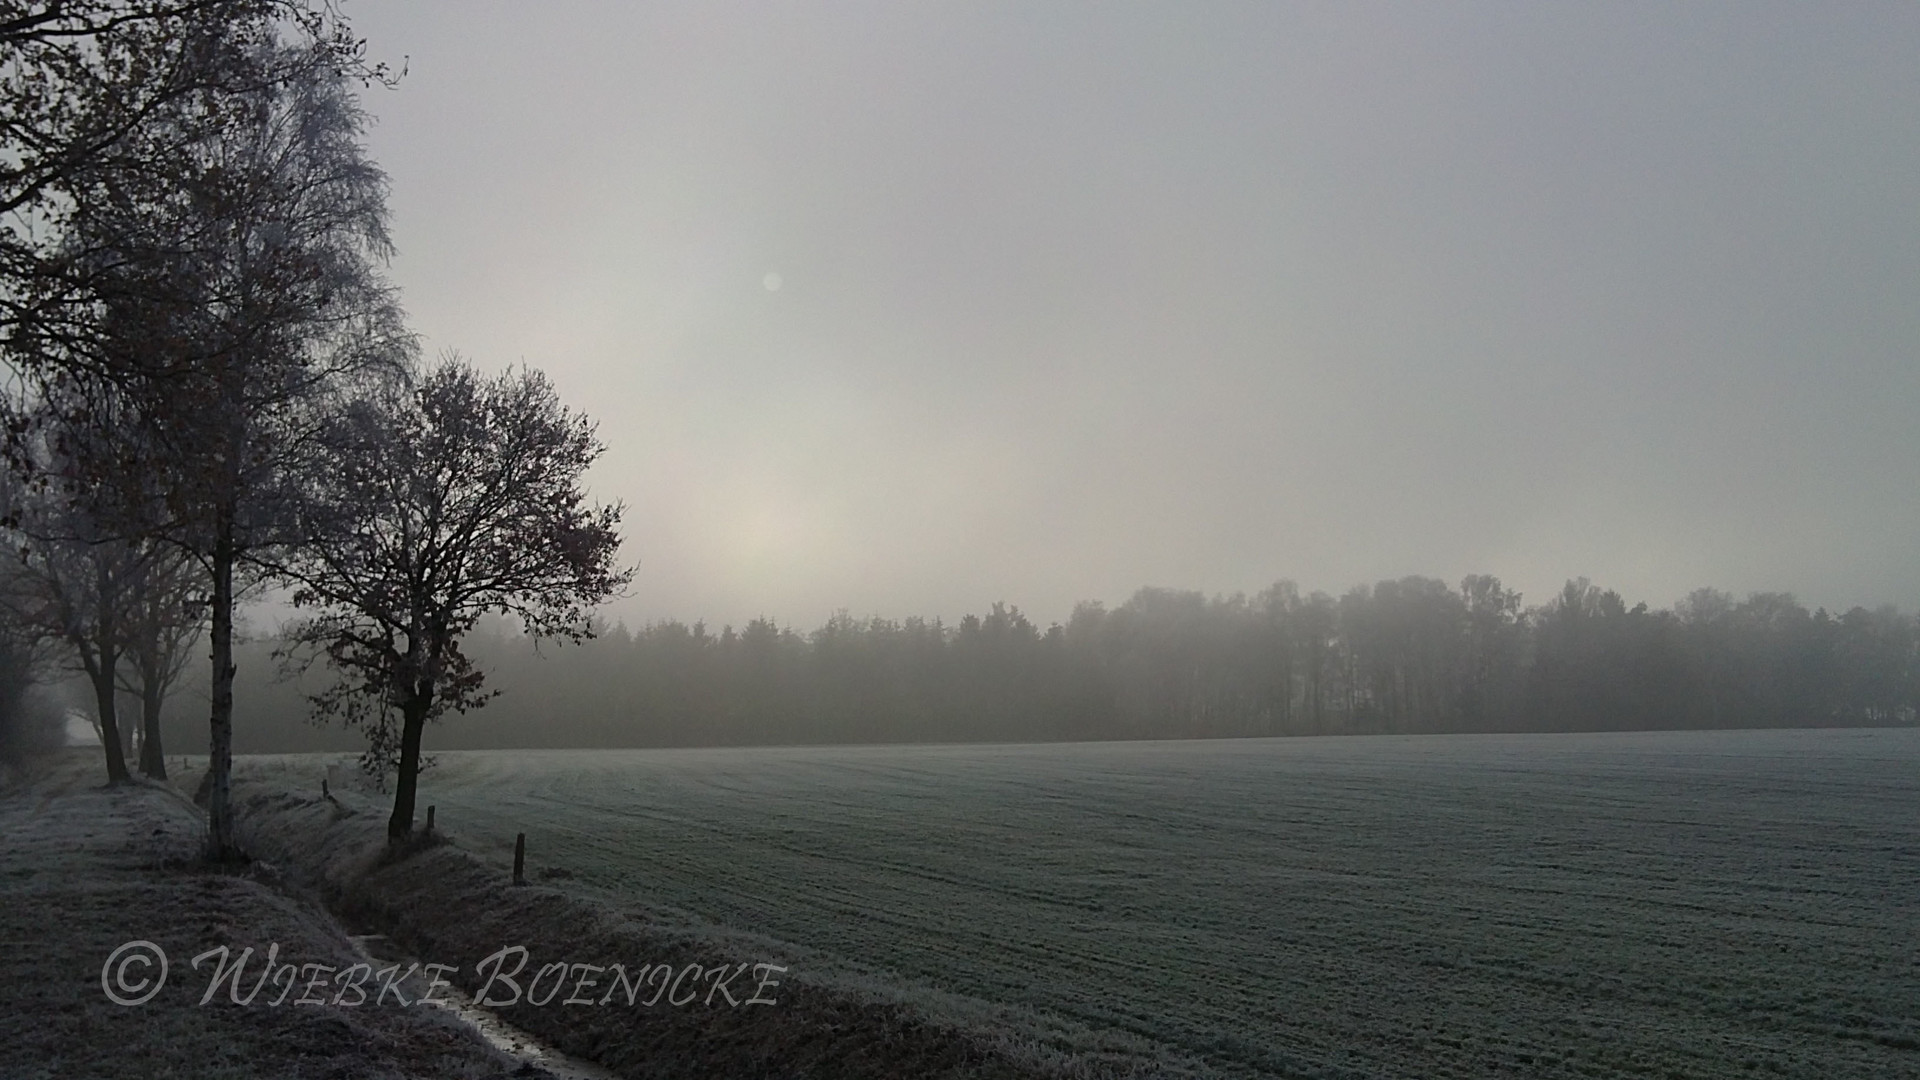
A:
[273,358,629,841]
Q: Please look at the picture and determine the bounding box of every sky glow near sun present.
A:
[340,2,1920,631]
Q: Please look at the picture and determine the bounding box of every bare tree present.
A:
[116,544,201,778]
[275,358,630,840]
[0,379,205,782]
[0,435,143,782]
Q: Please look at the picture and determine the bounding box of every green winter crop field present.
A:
[249,728,1920,1078]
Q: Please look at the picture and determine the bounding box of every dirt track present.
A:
[0,750,536,1080]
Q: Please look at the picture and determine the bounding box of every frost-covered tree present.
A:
[2,1,386,364]
[17,34,411,857]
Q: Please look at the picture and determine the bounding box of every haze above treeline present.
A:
[346,3,1920,629]
[186,572,1917,757]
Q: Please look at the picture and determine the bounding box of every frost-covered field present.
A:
[254,729,1919,1078]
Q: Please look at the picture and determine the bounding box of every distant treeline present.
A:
[193,576,1918,754]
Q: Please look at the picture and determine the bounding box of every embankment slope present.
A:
[231,773,1200,1080]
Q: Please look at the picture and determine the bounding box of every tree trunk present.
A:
[138,670,167,779]
[205,532,238,861]
[78,560,131,784]
[388,691,430,841]
[87,658,130,784]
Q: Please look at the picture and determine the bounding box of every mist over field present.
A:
[206,577,1917,755]
[5,4,1919,1079]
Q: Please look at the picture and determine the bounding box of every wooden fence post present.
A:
[513,832,526,886]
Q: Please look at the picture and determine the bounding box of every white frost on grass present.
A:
[229,727,1920,1079]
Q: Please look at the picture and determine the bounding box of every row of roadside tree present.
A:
[0,2,626,850]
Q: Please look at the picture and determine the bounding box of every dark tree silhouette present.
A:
[0,399,155,783]
[116,543,201,778]
[277,358,629,840]
[0,498,139,781]
[0,385,206,782]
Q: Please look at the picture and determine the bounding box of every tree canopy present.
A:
[276,357,629,838]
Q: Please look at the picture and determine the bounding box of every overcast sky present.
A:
[343,2,1920,630]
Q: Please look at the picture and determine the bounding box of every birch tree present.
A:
[22,36,409,856]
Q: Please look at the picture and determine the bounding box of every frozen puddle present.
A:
[348,934,620,1080]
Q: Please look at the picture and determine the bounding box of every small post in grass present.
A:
[513,832,526,886]
[426,805,435,833]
